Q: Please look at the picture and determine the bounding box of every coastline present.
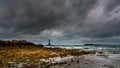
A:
[0,45,119,68]
[49,54,120,68]
[0,45,95,68]
[38,47,120,68]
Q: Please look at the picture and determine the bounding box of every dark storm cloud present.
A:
[0,0,120,42]
[0,0,97,36]
[105,0,120,12]
[0,0,67,35]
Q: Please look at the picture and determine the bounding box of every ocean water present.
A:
[46,45,120,49]
[45,45,120,54]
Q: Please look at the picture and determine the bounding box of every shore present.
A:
[0,45,119,68]
[47,54,120,68]
[37,48,120,68]
[0,45,95,68]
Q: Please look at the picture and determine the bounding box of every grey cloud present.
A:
[0,0,67,34]
[0,0,97,35]
[0,0,120,44]
[105,0,120,12]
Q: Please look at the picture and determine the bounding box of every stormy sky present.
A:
[0,0,120,45]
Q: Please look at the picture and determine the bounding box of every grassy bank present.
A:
[0,45,95,67]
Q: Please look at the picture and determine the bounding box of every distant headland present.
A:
[84,43,116,46]
[0,40,44,47]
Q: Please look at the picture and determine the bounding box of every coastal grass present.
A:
[0,45,95,67]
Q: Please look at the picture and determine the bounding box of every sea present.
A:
[45,44,120,54]
[45,45,120,49]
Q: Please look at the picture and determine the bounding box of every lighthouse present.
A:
[48,39,51,46]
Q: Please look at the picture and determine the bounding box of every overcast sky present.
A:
[0,0,120,45]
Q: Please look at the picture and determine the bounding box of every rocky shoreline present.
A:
[3,49,120,68]
[0,45,95,68]
[0,40,119,68]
